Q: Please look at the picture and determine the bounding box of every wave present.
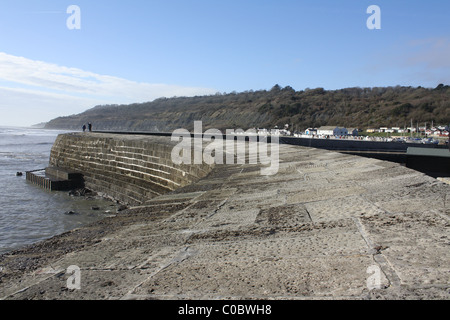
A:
[0,142,53,148]
[0,127,71,137]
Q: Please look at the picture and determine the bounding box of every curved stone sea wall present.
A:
[49,133,213,205]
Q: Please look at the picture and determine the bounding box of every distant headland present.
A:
[43,84,450,133]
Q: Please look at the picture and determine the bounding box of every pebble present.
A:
[64,211,79,215]
[117,205,128,212]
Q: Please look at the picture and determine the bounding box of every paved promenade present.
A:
[0,144,449,299]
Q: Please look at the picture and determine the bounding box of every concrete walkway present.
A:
[0,144,449,299]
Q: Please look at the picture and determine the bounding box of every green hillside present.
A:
[45,84,450,132]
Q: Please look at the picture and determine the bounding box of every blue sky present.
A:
[0,0,449,126]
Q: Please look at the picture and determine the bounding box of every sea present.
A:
[0,126,115,255]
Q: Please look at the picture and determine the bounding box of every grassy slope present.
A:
[45,84,450,132]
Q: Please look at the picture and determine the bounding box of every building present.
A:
[257,128,269,135]
[347,128,359,136]
[317,126,348,136]
[317,126,336,136]
[305,128,317,135]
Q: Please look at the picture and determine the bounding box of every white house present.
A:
[317,126,348,136]
[257,128,269,135]
[305,128,317,135]
[316,126,335,136]
[270,128,280,136]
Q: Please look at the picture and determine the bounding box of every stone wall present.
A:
[280,136,448,152]
[48,133,213,205]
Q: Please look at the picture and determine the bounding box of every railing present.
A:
[26,171,53,190]
[25,169,84,191]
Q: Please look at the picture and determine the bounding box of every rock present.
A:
[69,188,97,197]
[101,281,115,287]
[64,211,79,215]
[373,245,389,254]
[68,189,81,197]
[91,206,100,211]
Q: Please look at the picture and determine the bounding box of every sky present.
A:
[0,0,449,127]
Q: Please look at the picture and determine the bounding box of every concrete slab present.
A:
[305,195,384,222]
[132,254,380,299]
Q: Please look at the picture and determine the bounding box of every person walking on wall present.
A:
[82,124,86,132]
[88,123,92,132]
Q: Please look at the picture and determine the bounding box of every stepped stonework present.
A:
[48,133,213,204]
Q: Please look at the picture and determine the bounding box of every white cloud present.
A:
[0,52,217,126]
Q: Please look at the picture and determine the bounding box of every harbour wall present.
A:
[279,136,448,152]
[47,132,449,206]
[48,133,214,205]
